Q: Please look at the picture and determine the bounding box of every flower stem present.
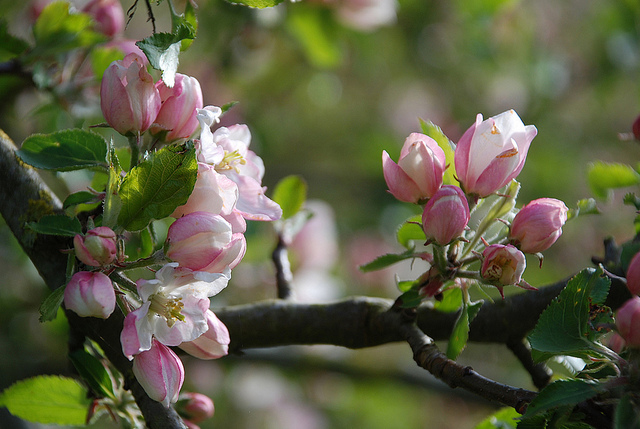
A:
[128,134,140,171]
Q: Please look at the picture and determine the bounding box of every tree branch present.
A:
[0,132,186,429]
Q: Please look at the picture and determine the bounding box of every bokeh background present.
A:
[1,0,640,427]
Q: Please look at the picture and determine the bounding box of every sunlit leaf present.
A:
[397,215,425,249]
[272,175,307,219]
[69,349,115,400]
[0,375,90,425]
[17,129,108,171]
[587,161,640,200]
[136,24,195,87]
[226,0,285,8]
[117,143,197,231]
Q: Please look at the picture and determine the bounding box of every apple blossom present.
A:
[74,226,117,267]
[132,339,184,407]
[509,198,568,253]
[625,252,640,296]
[179,309,230,359]
[100,53,161,136]
[151,74,204,141]
[83,0,125,37]
[421,185,470,245]
[616,296,640,348]
[64,271,115,319]
[197,120,282,221]
[166,212,246,273]
[171,163,238,218]
[382,132,446,203]
[454,110,537,197]
[120,263,230,358]
[481,244,526,298]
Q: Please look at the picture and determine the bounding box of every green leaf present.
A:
[38,286,65,322]
[523,379,603,419]
[615,393,640,429]
[69,349,115,399]
[567,198,600,220]
[446,299,483,359]
[32,1,105,57]
[136,24,195,87]
[419,119,457,186]
[587,161,640,200]
[26,214,82,236]
[397,215,425,249]
[287,6,342,68]
[221,101,239,115]
[396,288,423,308]
[433,286,463,313]
[17,129,108,171]
[0,375,90,425]
[272,175,307,219]
[90,45,126,79]
[528,268,610,362]
[624,193,640,210]
[474,407,519,429]
[102,164,123,229]
[359,249,418,272]
[63,191,100,209]
[171,0,198,51]
[117,143,197,231]
[0,20,29,61]
[226,0,285,8]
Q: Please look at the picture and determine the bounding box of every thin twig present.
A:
[272,235,294,300]
[506,338,552,390]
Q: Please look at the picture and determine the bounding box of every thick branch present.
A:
[0,132,185,429]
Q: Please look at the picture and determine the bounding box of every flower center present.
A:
[149,293,186,327]
[216,150,246,173]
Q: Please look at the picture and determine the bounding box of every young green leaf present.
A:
[227,0,285,8]
[136,24,195,87]
[69,349,115,400]
[523,379,604,419]
[446,299,482,359]
[419,119,457,187]
[396,215,425,249]
[17,129,108,171]
[587,161,640,200]
[38,286,65,322]
[359,249,418,272]
[0,375,91,425]
[63,191,100,210]
[528,268,610,362]
[117,143,197,232]
[26,214,82,237]
[272,175,307,219]
[567,198,600,220]
[0,20,29,61]
[396,288,423,308]
[475,407,519,429]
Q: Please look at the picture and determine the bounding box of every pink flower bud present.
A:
[133,339,185,407]
[179,310,230,359]
[74,226,117,266]
[454,110,537,197]
[100,53,161,136]
[421,185,469,245]
[616,297,640,348]
[481,244,526,292]
[382,133,446,203]
[607,333,626,354]
[151,74,204,142]
[83,0,125,37]
[176,392,215,423]
[64,271,115,319]
[626,252,640,296]
[166,212,246,273]
[509,198,568,253]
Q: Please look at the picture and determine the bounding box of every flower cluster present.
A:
[382,110,568,299]
[63,54,282,410]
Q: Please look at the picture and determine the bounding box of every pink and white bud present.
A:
[454,110,537,197]
[509,198,568,253]
[74,226,117,267]
[625,252,640,296]
[100,53,161,136]
[64,271,115,319]
[616,297,640,348]
[171,163,238,218]
[83,0,125,37]
[151,74,204,142]
[176,392,215,423]
[166,212,246,273]
[382,133,446,203]
[133,340,185,407]
[179,310,230,359]
[481,244,526,291]
[421,185,470,245]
